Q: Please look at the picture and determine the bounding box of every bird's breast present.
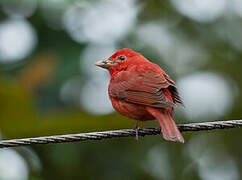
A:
[109,96,154,121]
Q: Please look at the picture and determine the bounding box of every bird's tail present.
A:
[146,107,184,143]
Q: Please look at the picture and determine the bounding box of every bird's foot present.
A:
[133,121,139,140]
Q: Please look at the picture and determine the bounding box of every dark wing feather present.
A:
[168,86,184,106]
[163,73,184,106]
[109,70,177,108]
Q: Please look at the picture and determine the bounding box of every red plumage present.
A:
[96,48,184,143]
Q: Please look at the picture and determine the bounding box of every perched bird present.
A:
[95,48,184,143]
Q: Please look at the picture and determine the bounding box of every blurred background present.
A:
[0,0,241,179]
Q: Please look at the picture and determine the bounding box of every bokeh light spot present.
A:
[0,19,37,63]
[0,149,29,180]
[136,22,209,74]
[177,72,234,121]
[2,0,37,18]
[185,135,239,180]
[80,76,114,115]
[144,145,172,179]
[63,0,139,44]
[171,0,226,23]
[78,45,117,114]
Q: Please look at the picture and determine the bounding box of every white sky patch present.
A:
[171,0,227,23]
[0,18,37,63]
[0,149,29,180]
[63,0,139,44]
[177,72,234,121]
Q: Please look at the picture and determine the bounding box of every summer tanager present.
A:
[95,48,184,143]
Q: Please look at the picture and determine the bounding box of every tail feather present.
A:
[146,107,184,143]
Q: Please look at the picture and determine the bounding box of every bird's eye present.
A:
[119,56,126,61]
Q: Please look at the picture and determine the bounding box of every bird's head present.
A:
[95,48,147,74]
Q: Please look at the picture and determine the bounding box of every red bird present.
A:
[95,48,184,143]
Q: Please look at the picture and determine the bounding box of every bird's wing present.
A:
[109,70,181,108]
[163,73,184,106]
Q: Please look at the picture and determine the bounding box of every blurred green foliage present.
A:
[0,0,242,180]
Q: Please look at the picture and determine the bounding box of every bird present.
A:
[95,48,184,143]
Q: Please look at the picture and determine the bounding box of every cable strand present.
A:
[0,119,241,148]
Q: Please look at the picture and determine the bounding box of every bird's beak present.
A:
[95,59,114,69]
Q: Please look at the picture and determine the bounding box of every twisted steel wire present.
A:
[0,119,241,148]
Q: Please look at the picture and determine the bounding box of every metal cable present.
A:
[0,119,241,148]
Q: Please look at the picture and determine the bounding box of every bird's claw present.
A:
[133,121,139,140]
